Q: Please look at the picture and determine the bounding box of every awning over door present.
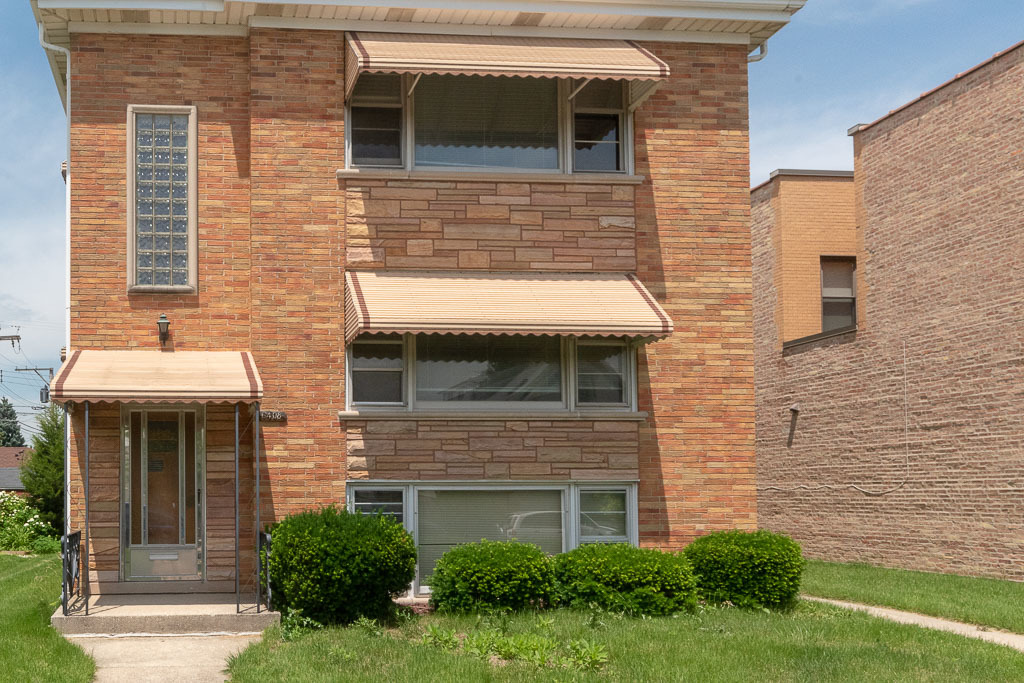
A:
[51,350,262,403]
[345,270,673,342]
[344,32,670,102]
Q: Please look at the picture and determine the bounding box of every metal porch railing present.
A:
[61,530,85,616]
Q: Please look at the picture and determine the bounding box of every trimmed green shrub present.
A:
[552,543,697,616]
[429,540,554,612]
[684,530,805,609]
[268,507,416,624]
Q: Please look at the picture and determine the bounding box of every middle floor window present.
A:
[348,334,635,411]
[347,74,629,173]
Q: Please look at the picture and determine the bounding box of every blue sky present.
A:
[0,1,1022,439]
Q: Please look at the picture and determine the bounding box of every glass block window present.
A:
[131,107,195,289]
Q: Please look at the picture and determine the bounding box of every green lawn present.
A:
[802,560,1024,634]
[229,601,1024,682]
[0,554,94,683]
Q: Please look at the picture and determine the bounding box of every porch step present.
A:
[51,593,280,635]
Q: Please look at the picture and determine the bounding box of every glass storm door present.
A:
[123,408,204,580]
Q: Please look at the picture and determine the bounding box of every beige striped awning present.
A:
[345,271,673,342]
[344,32,670,100]
[51,350,263,404]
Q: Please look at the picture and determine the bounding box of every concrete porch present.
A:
[51,593,279,635]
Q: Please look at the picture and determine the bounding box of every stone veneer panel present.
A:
[346,420,640,480]
[346,180,638,271]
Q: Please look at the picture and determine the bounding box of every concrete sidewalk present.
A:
[803,596,1024,654]
[67,633,260,683]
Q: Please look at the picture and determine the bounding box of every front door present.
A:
[121,406,205,581]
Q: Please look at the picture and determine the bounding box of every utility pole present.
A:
[15,367,54,404]
[0,334,21,346]
[16,367,55,383]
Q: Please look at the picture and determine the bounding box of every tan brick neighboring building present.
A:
[34,0,805,600]
[751,170,857,345]
[754,41,1024,580]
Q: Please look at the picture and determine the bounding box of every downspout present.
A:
[38,24,72,537]
[748,41,768,63]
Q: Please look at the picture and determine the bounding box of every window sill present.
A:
[338,409,648,421]
[336,168,646,185]
[782,325,857,351]
[127,285,197,295]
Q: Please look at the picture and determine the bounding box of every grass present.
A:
[802,560,1024,634]
[229,602,1024,682]
[0,554,94,683]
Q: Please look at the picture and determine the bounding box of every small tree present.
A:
[0,397,26,447]
[22,403,64,534]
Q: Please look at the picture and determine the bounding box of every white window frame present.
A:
[345,334,637,413]
[573,485,636,545]
[345,75,632,175]
[126,104,198,294]
[346,480,638,596]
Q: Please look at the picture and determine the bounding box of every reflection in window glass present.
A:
[417,489,563,585]
[577,344,627,404]
[414,76,559,170]
[353,489,404,523]
[574,113,620,172]
[579,490,627,541]
[416,335,562,403]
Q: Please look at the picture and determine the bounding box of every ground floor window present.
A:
[346,481,638,594]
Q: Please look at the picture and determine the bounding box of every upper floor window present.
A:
[347,334,634,411]
[347,75,629,174]
[821,257,856,332]
[127,105,198,292]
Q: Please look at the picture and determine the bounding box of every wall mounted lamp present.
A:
[157,314,170,346]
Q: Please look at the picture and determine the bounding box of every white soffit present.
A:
[33,0,804,101]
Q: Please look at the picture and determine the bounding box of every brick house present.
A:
[753,41,1024,580]
[35,0,804,602]
[0,446,30,495]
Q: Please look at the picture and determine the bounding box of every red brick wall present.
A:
[754,45,1024,579]
[249,28,347,519]
[634,42,757,548]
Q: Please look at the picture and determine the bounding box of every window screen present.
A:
[579,490,627,542]
[415,335,562,403]
[821,258,856,332]
[576,343,628,404]
[417,489,563,585]
[134,112,190,286]
[351,335,404,404]
[414,75,559,170]
[350,74,403,166]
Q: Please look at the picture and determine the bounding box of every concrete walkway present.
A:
[67,633,260,683]
[803,596,1024,654]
